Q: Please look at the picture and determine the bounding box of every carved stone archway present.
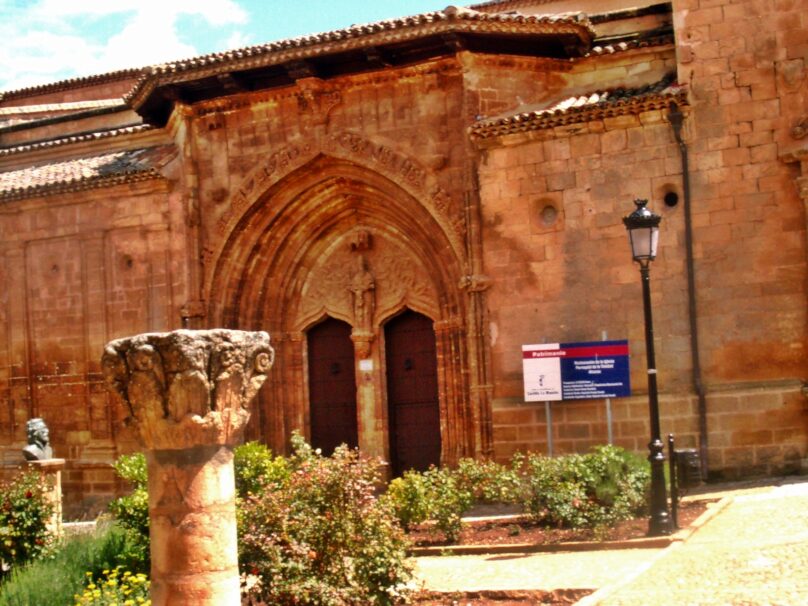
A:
[207,155,480,465]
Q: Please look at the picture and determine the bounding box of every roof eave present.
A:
[128,17,594,126]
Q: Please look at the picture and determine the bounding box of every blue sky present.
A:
[0,0,450,93]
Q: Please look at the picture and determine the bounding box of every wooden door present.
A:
[385,310,441,475]
[307,317,358,455]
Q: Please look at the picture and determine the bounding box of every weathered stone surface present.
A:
[102,329,273,450]
[0,0,805,507]
[102,329,273,606]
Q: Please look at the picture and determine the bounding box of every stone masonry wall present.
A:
[479,0,807,478]
[0,178,186,516]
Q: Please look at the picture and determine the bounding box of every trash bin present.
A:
[674,448,702,489]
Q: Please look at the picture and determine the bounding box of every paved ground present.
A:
[412,476,808,605]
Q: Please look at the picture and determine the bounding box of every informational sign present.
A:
[522,340,631,402]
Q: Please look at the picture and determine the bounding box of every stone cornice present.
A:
[188,59,462,120]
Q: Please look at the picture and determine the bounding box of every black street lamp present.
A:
[623,199,673,536]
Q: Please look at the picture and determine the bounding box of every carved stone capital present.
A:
[350,330,374,359]
[459,274,492,292]
[102,329,273,450]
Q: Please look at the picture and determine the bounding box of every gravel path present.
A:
[412,477,808,605]
[412,548,658,593]
[585,480,808,605]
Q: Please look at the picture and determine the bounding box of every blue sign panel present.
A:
[523,340,631,402]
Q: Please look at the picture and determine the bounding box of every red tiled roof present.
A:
[0,124,155,157]
[0,146,171,201]
[126,6,594,113]
[470,74,687,139]
[469,0,558,12]
[0,69,142,102]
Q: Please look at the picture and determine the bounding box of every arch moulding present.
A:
[200,136,491,467]
[202,130,466,300]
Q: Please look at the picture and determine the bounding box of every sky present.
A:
[0,0,452,93]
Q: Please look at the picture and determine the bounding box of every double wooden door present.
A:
[306,311,441,473]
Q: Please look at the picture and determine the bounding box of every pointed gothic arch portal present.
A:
[207,154,491,465]
[307,317,358,455]
[385,310,441,476]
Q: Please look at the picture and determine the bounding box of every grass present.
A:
[0,524,138,606]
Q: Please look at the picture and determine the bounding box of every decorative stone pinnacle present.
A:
[102,329,274,450]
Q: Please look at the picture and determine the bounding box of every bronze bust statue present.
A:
[22,418,53,461]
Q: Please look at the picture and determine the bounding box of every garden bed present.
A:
[409,499,712,550]
[412,588,591,605]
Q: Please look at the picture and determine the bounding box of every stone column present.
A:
[102,329,274,606]
[26,458,65,537]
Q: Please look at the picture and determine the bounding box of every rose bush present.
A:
[238,433,412,606]
[0,469,54,576]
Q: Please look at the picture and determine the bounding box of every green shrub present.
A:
[453,458,522,505]
[385,471,431,531]
[518,445,650,529]
[238,433,412,606]
[384,466,473,543]
[107,442,291,573]
[0,469,54,576]
[234,441,290,497]
[421,467,473,543]
[108,453,150,572]
[0,524,135,606]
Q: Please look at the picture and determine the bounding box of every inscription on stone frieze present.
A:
[214,132,462,249]
[325,132,427,190]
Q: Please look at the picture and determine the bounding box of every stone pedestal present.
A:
[26,458,65,537]
[102,329,274,606]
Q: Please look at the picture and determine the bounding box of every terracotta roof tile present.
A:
[0,69,142,102]
[147,7,589,77]
[0,124,155,157]
[587,33,675,56]
[126,6,593,108]
[0,146,171,201]
[0,99,125,116]
[469,0,556,12]
[470,74,687,139]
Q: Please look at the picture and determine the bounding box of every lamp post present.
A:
[623,199,672,536]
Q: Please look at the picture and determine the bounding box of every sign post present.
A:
[602,330,614,445]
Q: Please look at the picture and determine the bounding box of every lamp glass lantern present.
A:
[623,199,661,263]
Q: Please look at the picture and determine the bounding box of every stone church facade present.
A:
[1,0,806,515]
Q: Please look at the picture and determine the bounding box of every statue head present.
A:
[27,418,49,448]
[23,418,52,461]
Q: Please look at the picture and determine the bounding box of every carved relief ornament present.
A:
[102,329,274,450]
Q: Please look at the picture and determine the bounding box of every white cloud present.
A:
[0,0,248,92]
